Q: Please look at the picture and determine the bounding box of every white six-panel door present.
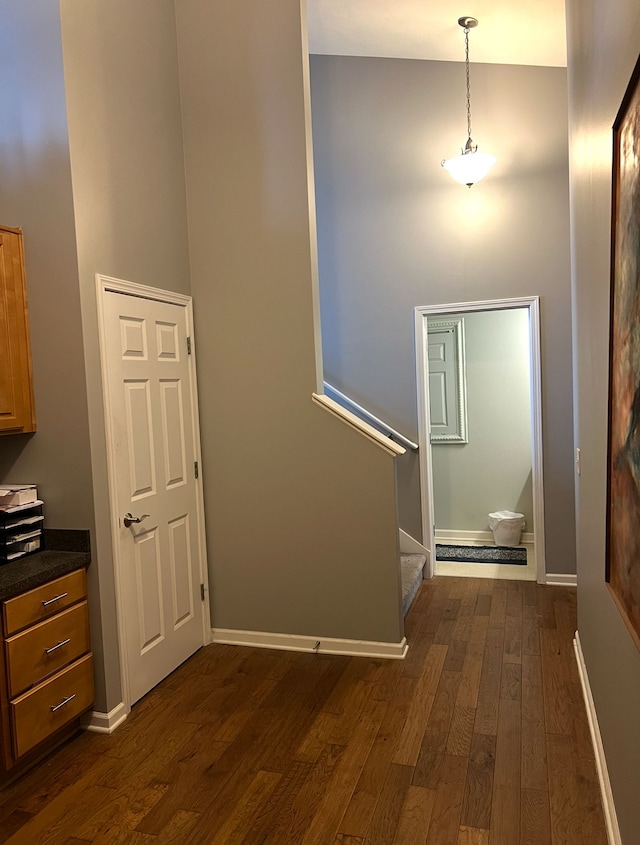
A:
[426,318,468,443]
[99,278,207,706]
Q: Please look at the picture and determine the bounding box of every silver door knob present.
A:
[123,512,150,528]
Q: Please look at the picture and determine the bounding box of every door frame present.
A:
[414,295,546,583]
[95,274,211,713]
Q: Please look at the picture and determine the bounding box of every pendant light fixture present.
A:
[441,16,496,187]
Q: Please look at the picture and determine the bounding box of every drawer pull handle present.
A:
[45,638,71,655]
[50,693,76,713]
[42,592,69,607]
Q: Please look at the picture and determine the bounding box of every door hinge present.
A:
[194,460,199,479]
[187,336,192,355]
[200,583,205,601]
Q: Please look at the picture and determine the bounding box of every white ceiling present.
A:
[307,0,567,68]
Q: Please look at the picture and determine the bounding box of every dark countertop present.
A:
[0,529,91,602]
[0,550,90,603]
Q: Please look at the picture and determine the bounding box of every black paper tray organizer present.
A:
[0,500,44,563]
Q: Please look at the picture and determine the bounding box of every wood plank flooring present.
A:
[0,576,607,844]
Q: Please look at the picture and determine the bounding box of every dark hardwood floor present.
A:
[0,576,607,844]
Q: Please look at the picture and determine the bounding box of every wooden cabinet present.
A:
[4,568,87,635]
[0,568,93,777]
[5,601,91,698]
[0,225,36,434]
[11,654,93,759]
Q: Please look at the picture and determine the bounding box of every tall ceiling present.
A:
[307,0,567,68]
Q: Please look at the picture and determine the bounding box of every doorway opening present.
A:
[414,296,545,583]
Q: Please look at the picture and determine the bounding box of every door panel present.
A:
[0,230,36,434]
[125,380,156,498]
[102,288,205,705]
[168,514,194,627]
[134,527,164,652]
[429,369,449,428]
[120,316,147,359]
[156,321,179,359]
[160,380,187,488]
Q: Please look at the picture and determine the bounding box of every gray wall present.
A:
[0,1,101,695]
[310,55,577,574]
[431,309,533,533]
[60,0,191,296]
[175,0,403,644]
[566,1,640,840]
[0,2,93,530]
[59,0,194,711]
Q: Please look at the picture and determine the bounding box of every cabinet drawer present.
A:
[3,569,86,636]
[11,653,93,759]
[5,601,90,697]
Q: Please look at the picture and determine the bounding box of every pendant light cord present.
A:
[464,25,473,144]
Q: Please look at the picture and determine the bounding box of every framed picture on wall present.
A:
[606,51,640,650]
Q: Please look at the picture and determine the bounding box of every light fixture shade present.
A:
[442,149,496,187]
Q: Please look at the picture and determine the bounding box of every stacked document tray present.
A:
[0,500,44,563]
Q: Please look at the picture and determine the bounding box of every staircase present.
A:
[401,553,426,616]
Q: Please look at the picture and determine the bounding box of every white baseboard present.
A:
[211,628,408,659]
[573,631,621,845]
[399,529,429,558]
[82,701,129,734]
[435,528,534,545]
[545,573,577,586]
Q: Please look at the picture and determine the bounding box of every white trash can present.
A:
[488,510,525,547]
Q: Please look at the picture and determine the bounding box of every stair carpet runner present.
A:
[400,553,426,616]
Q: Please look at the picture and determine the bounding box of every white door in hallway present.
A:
[427,318,468,443]
[98,277,208,706]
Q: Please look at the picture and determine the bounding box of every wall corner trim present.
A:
[573,631,622,845]
[212,628,408,659]
[545,573,577,586]
[82,702,129,734]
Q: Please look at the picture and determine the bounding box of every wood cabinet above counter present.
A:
[0,225,36,435]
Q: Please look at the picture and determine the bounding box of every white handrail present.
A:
[312,394,405,456]
[323,382,419,452]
